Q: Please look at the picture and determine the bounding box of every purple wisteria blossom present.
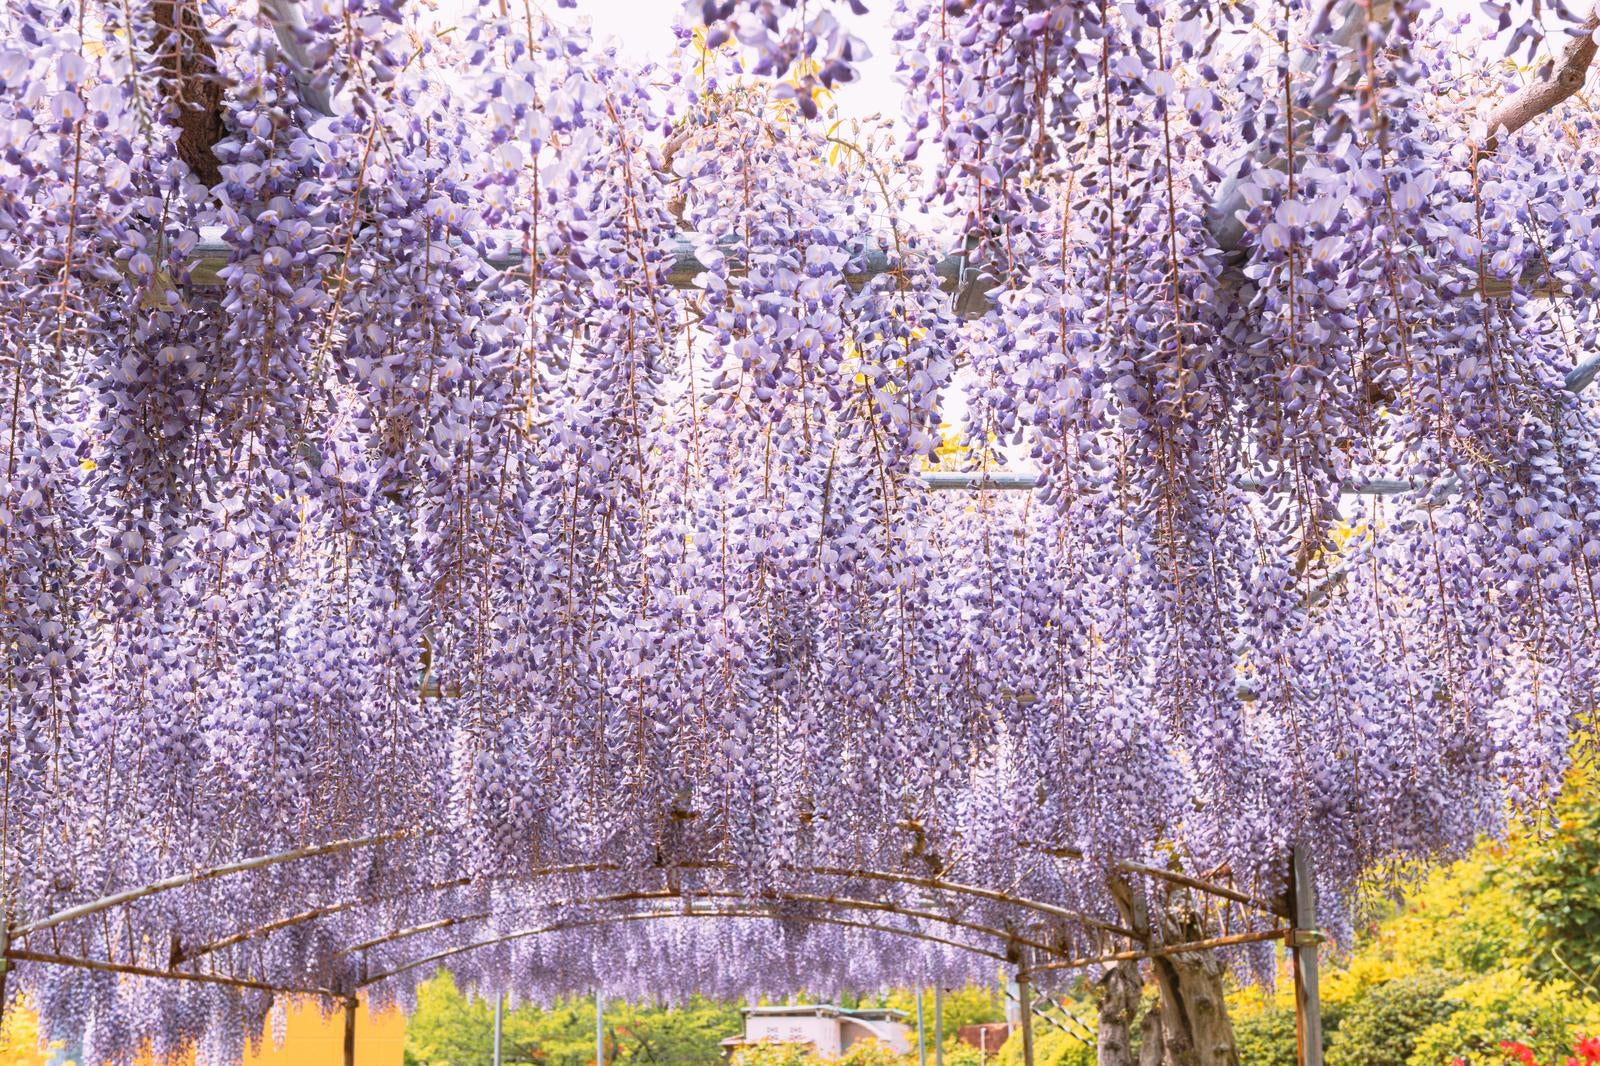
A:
[0,0,1596,1058]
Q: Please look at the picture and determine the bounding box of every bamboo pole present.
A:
[934,985,943,1066]
[595,990,605,1066]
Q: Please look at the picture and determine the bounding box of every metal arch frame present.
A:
[3,948,348,1002]
[25,836,1139,965]
[170,877,474,966]
[324,888,1066,961]
[172,875,1094,971]
[0,846,1326,1066]
[357,905,1016,987]
[11,830,415,938]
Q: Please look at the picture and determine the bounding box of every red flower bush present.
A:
[1496,1037,1600,1066]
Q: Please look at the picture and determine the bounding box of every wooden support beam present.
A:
[175,877,474,965]
[335,888,1055,962]
[0,921,9,1024]
[1114,861,1287,919]
[343,994,357,1066]
[1016,970,1036,1066]
[173,860,1089,969]
[795,864,1141,940]
[334,912,493,958]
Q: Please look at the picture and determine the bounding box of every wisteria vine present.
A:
[0,0,1597,1058]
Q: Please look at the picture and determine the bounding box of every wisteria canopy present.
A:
[0,0,1598,1058]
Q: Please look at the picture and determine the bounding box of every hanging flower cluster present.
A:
[0,0,1597,1058]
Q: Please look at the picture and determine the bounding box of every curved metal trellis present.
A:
[357,906,1019,986]
[17,835,1143,966]
[0,845,1323,1066]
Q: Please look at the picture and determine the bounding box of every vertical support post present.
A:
[1290,844,1325,1066]
[0,919,10,1025]
[934,985,944,1066]
[493,994,504,1066]
[343,995,357,1066]
[915,988,927,1066]
[595,990,605,1066]
[1015,971,1036,1066]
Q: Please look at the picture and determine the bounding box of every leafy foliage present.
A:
[1222,998,1299,1062]
[1325,970,1461,1066]
[0,1001,71,1066]
[732,1042,820,1066]
[1408,973,1600,1066]
[992,1028,1092,1066]
[1230,774,1600,1064]
[407,973,743,1066]
[1510,775,1600,994]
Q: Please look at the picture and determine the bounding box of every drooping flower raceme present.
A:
[0,0,1597,1058]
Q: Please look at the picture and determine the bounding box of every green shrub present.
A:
[1509,776,1600,997]
[993,1028,1093,1066]
[1231,1001,1299,1066]
[939,1042,982,1066]
[1406,972,1600,1066]
[1326,970,1461,1066]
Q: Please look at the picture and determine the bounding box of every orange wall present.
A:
[237,998,406,1066]
[0,997,406,1066]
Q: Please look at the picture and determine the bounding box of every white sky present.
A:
[568,0,906,128]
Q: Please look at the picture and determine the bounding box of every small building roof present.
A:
[740,1004,908,1022]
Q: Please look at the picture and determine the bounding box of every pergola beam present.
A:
[14,831,411,938]
[359,906,1011,987]
[172,876,474,965]
[1109,861,1285,919]
[1018,926,1289,977]
[54,846,1122,975]
[5,948,344,1001]
[332,888,1064,960]
[673,861,1139,940]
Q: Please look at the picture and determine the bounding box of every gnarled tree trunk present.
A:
[1106,874,1240,1066]
[1097,959,1141,1066]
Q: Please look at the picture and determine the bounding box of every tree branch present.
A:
[258,0,334,116]
[150,0,226,187]
[1482,4,1600,155]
